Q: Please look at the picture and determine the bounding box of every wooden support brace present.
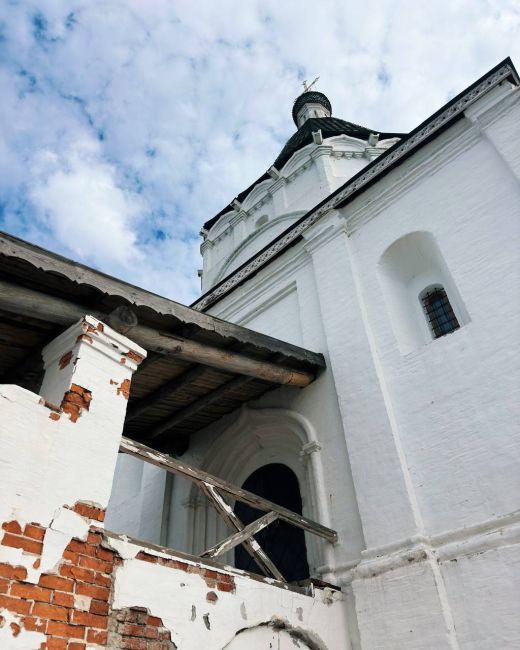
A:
[200,483,285,582]
[119,437,338,543]
[201,510,279,559]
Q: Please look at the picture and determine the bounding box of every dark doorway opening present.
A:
[234,463,310,582]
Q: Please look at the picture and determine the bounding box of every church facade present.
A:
[173,58,519,647]
[0,57,518,649]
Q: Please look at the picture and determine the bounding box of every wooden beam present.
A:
[119,436,338,543]
[0,280,316,386]
[0,232,326,369]
[200,483,284,581]
[201,511,279,559]
[145,375,255,440]
[126,365,208,422]
[107,305,138,334]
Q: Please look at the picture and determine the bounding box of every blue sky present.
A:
[1,1,519,304]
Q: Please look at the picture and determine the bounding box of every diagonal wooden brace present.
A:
[200,482,285,582]
[201,511,279,559]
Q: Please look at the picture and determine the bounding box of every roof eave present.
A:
[193,57,519,312]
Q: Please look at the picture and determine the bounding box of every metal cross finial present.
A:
[302,76,320,92]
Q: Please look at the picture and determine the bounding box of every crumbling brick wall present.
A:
[108,607,175,650]
[1,508,112,648]
[0,511,180,649]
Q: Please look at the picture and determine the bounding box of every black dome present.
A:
[292,91,332,125]
[274,117,404,170]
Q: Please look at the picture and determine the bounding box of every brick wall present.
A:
[1,508,113,649]
[108,607,174,650]
[0,507,236,648]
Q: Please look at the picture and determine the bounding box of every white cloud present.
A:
[30,137,144,269]
[0,0,519,303]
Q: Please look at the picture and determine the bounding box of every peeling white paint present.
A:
[0,316,144,579]
[110,539,350,650]
[0,507,89,584]
[0,610,45,649]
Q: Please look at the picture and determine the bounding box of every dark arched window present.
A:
[234,464,309,583]
[420,286,460,339]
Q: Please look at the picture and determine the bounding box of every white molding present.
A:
[193,62,515,311]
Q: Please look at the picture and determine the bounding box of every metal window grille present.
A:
[421,287,460,339]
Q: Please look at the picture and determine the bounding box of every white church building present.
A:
[0,57,519,649]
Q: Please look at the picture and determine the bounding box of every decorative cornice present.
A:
[193,60,517,312]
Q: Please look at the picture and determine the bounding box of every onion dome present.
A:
[292,91,332,126]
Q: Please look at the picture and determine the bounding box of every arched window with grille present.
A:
[378,232,469,353]
[420,286,460,339]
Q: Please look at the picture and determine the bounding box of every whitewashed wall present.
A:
[106,77,520,649]
[201,134,398,290]
[191,82,520,648]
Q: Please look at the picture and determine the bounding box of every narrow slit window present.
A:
[421,287,460,339]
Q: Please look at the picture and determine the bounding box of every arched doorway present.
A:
[234,463,310,582]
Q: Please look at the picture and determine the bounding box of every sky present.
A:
[0,1,519,305]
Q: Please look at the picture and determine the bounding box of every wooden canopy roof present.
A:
[0,232,325,454]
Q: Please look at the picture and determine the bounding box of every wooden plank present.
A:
[0,279,316,386]
[201,511,279,559]
[119,436,338,543]
[145,375,255,440]
[200,483,284,581]
[126,365,209,422]
[0,232,325,368]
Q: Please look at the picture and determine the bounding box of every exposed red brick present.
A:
[24,524,46,541]
[2,532,43,555]
[71,610,108,629]
[126,350,145,365]
[45,637,68,650]
[47,621,86,639]
[86,628,108,644]
[89,599,109,616]
[49,412,61,421]
[59,564,95,584]
[68,643,86,650]
[10,621,21,636]
[110,608,174,650]
[24,616,48,633]
[0,594,31,615]
[117,378,131,400]
[0,577,9,593]
[76,333,93,345]
[87,532,103,546]
[206,590,218,603]
[10,583,52,602]
[2,520,23,534]
[136,551,159,564]
[78,555,112,573]
[121,636,148,649]
[39,575,74,593]
[0,563,27,580]
[58,351,73,369]
[32,602,69,622]
[96,546,115,562]
[70,503,105,522]
[53,591,74,608]
[60,385,92,423]
[75,582,110,601]
[63,550,79,564]
[66,540,94,557]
